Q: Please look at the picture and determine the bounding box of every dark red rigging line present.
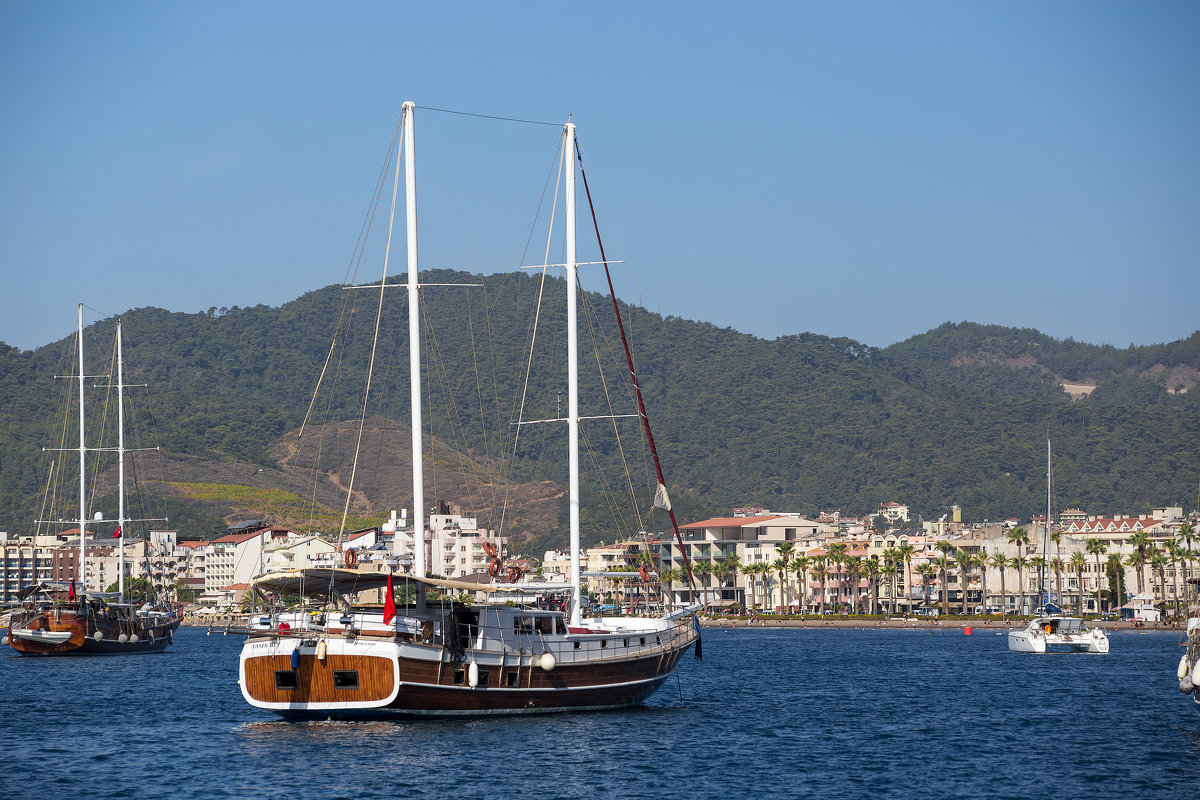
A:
[574,140,695,595]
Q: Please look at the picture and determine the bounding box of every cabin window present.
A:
[535,616,553,634]
[504,671,519,688]
[640,637,646,646]
[453,669,466,685]
[333,670,359,690]
[574,641,581,649]
[556,618,567,635]
[514,616,534,634]
[601,640,607,649]
[623,638,629,648]
[274,670,298,690]
[477,671,490,688]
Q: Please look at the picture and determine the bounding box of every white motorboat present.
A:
[1008,614,1109,653]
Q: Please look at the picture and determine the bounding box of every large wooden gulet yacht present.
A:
[234,103,701,718]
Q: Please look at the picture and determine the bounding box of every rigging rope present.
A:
[574,137,695,595]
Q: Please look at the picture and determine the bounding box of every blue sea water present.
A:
[0,625,1193,800]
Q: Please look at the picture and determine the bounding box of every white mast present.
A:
[403,101,426,592]
[77,303,86,589]
[116,321,126,602]
[564,120,582,626]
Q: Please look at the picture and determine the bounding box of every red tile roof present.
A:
[682,515,782,528]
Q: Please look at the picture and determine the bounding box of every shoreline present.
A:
[698,616,1174,632]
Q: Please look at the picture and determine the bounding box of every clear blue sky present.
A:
[2,1,1197,352]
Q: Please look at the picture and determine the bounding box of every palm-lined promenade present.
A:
[570,503,1195,625]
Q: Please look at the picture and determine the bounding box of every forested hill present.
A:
[1,272,1197,548]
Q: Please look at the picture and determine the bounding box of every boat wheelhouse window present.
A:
[534,616,554,634]
[514,616,534,634]
[453,669,466,685]
[504,671,519,688]
[476,671,490,688]
[556,617,567,635]
[274,670,298,690]
[333,670,359,690]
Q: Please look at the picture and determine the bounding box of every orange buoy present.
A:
[963,626,972,635]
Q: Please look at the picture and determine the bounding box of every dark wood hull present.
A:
[240,626,695,718]
[7,608,181,656]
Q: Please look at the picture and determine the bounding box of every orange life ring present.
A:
[488,558,501,578]
[639,565,650,582]
[1043,624,1052,634]
[482,542,498,559]
[507,566,522,583]
[344,548,357,569]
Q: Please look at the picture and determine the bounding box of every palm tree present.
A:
[896,543,916,613]
[1105,553,1124,613]
[1085,537,1107,616]
[1151,550,1169,616]
[863,557,881,615]
[717,553,741,607]
[693,560,713,605]
[771,557,789,612]
[813,556,828,615]
[914,562,935,610]
[987,552,1009,617]
[1128,531,1151,595]
[954,549,974,615]
[880,563,898,618]
[932,554,953,616]
[776,541,795,607]
[881,547,899,613]
[845,555,863,614]
[1006,527,1031,612]
[1028,555,1046,609]
[827,542,848,613]
[1167,540,1185,620]
[1069,551,1087,614]
[1050,555,1065,609]
[792,555,810,616]
[659,566,682,608]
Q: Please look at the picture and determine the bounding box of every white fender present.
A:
[129,633,139,643]
[1181,676,1195,694]
[118,633,128,643]
[316,639,327,661]
[1178,654,1190,680]
[468,661,479,688]
[93,631,103,641]
[539,652,557,672]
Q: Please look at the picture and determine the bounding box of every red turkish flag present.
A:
[113,525,122,539]
[383,572,396,625]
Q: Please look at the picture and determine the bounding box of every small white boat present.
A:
[1008,615,1109,654]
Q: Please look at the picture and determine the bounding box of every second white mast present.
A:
[403,101,426,588]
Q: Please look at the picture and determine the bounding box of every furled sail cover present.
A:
[653,482,672,511]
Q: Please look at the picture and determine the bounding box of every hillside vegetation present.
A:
[1,271,1197,550]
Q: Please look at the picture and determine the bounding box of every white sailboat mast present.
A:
[564,121,582,626]
[403,101,426,586]
[77,303,87,588]
[117,321,126,602]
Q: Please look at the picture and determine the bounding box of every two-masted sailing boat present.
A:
[6,306,180,655]
[236,103,700,717]
[1008,438,1108,654]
